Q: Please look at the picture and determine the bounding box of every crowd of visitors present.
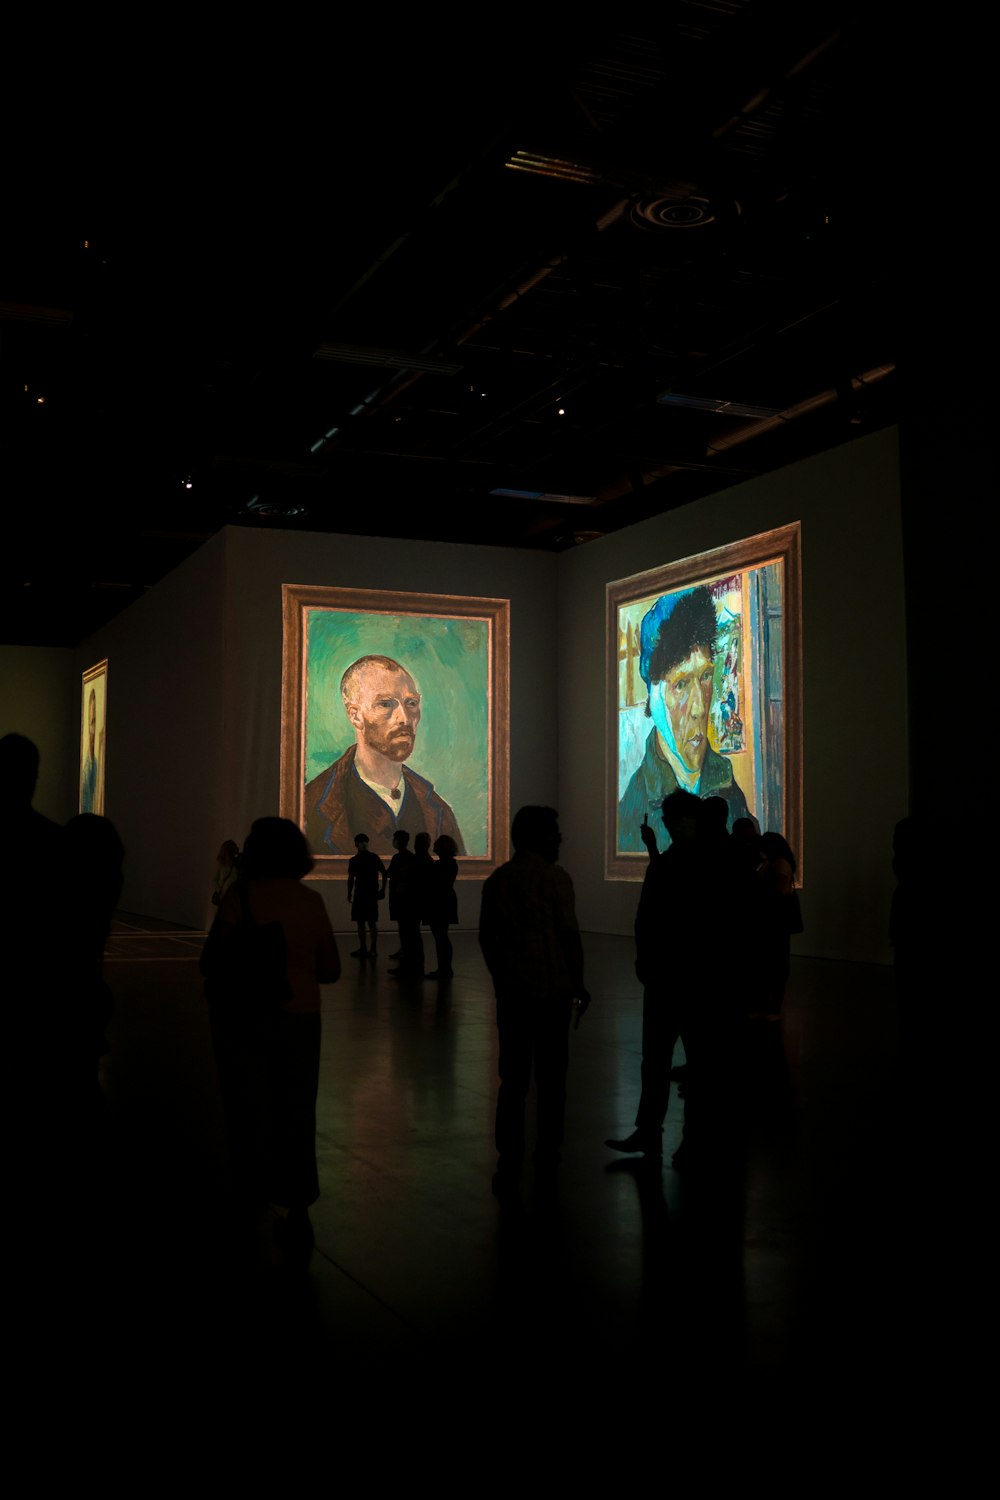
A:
[4,726,825,1263]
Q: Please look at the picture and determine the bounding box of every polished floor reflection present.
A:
[88,917,906,1409]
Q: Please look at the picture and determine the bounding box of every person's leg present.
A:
[765,934,790,1018]
[270,1012,321,1230]
[636,992,680,1139]
[607,989,677,1156]
[208,1005,268,1205]
[494,998,532,1189]
[534,1000,571,1171]
[429,921,453,976]
[367,920,378,956]
[397,915,424,974]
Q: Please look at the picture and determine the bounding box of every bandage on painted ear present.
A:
[648,680,701,794]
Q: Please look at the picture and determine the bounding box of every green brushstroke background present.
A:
[305,609,490,855]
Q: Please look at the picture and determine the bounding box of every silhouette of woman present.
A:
[754,831,800,1021]
[200,817,340,1252]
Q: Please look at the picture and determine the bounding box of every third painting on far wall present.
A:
[80,659,108,815]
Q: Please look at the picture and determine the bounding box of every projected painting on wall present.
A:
[281,584,510,877]
[606,524,802,880]
[80,659,108,815]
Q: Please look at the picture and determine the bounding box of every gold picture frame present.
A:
[281,584,510,879]
[80,658,109,816]
[606,523,802,881]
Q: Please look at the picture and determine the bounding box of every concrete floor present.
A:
[33,914,914,1455]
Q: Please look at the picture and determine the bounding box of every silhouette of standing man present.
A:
[386,828,421,977]
[1,733,64,974]
[346,833,386,958]
[479,806,591,1199]
[606,788,717,1165]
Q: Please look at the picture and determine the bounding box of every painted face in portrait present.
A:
[348,664,422,762]
[649,646,714,773]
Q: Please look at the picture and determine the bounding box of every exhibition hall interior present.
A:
[2,11,971,1418]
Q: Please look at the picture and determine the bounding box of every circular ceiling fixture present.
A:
[241,495,308,519]
[630,195,737,231]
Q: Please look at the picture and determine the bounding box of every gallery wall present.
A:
[0,643,75,821]
[68,533,227,927]
[220,528,561,935]
[557,426,906,963]
[3,425,906,962]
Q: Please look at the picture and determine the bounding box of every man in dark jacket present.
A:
[479,806,591,1199]
[607,789,717,1163]
[346,832,386,958]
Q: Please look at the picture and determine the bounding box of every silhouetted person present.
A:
[3,740,129,1225]
[664,797,739,1095]
[731,816,762,860]
[200,816,340,1255]
[62,813,125,1100]
[386,828,422,977]
[50,812,123,1282]
[410,830,434,974]
[212,839,240,908]
[700,793,731,848]
[754,831,800,1021]
[639,812,660,861]
[1,735,65,1068]
[479,805,591,1200]
[641,793,729,864]
[346,832,386,958]
[2,739,126,1320]
[607,789,715,1165]
[727,816,766,1021]
[0,733,63,921]
[426,833,459,978]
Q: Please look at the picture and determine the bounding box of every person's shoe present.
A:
[605,1130,662,1158]
[350,948,367,958]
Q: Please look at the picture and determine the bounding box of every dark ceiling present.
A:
[3,8,900,647]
